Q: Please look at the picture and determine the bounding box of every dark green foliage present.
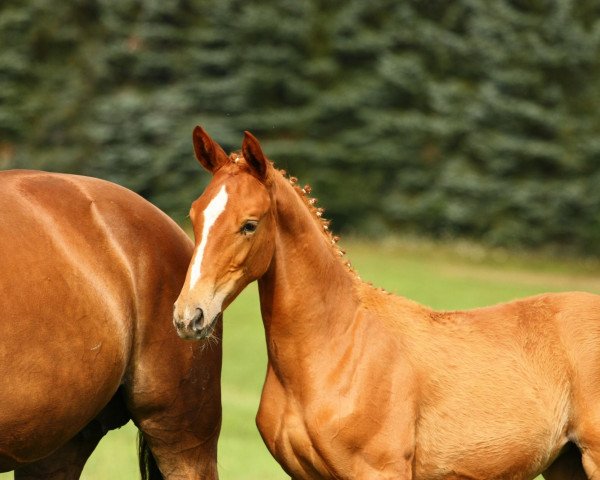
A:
[1,0,600,254]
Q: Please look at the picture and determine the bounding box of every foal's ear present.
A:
[242,131,268,180]
[192,126,229,173]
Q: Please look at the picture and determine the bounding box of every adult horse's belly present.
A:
[0,175,132,467]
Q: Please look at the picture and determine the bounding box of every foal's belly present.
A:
[413,378,570,478]
[413,434,566,480]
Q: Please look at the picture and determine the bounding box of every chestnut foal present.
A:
[174,127,600,479]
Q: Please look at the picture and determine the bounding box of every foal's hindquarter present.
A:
[0,171,221,478]
[255,173,600,479]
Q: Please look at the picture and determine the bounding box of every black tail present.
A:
[138,431,163,480]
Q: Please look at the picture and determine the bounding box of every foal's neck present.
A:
[257,174,359,365]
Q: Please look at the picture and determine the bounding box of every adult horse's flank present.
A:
[174,126,600,480]
[1,170,221,479]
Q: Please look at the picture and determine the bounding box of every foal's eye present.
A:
[241,221,258,235]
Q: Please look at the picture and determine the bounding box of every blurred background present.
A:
[2,1,600,479]
[2,0,600,255]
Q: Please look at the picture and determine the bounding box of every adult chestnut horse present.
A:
[174,126,600,480]
[1,170,221,479]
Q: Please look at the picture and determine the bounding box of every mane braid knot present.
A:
[273,166,360,278]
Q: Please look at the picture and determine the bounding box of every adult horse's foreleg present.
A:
[14,390,130,479]
[542,443,587,480]
[126,323,222,479]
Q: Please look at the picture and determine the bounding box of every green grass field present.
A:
[3,239,599,479]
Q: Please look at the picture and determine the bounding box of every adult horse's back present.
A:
[0,170,221,479]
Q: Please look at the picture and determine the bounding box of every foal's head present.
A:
[173,127,276,339]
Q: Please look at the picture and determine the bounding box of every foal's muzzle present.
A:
[173,306,219,340]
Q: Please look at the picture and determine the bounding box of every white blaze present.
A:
[189,185,228,289]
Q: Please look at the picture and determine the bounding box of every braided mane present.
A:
[229,151,354,274]
[228,151,386,288]
[275,166,358,278]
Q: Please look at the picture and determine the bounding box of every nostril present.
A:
[191,308,204,332]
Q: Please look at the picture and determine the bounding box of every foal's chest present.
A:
[256,375,333,478]
[256,366,416,479]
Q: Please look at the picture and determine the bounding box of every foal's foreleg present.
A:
[582,449,600,479]
[575,420,600,479]
[542,443,586,480]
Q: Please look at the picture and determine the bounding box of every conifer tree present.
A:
[2,0,600,253]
